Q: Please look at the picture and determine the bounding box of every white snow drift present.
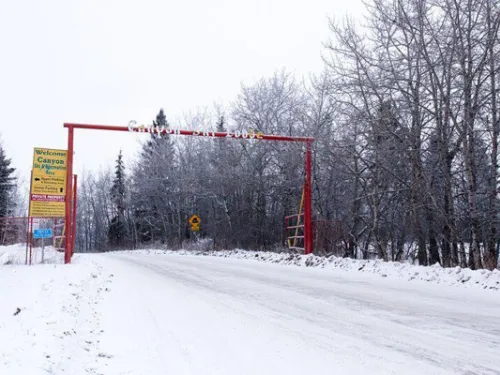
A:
[118,248,500,291]
[0,243,63,265]
[0,254,113,374]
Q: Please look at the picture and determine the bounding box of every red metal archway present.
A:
[63,122,314,264]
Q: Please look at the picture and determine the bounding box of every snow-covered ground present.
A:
[0,243,63,265]
[0,253,111,374]
[1,246,500,374]
[118,249,500,291]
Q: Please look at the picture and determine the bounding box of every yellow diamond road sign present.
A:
[188,214,200,225]
[29,148,68,217]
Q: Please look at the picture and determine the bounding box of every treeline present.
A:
[0,138,21,244]
[0,143,17,217]
[76,0,500,270]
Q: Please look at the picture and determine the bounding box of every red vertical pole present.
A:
[25,216,29,265]
[53,218,56,248]
[29,216,33,265]
[71,174,78,256]
[64,126,74,264]
[26,171,33,265]
[304,141,313,254]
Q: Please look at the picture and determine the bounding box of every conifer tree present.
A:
[0,144,16,218]
[108,150,127,247]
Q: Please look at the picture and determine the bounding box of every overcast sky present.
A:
[0,0,363,184]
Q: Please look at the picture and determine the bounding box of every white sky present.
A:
[0,0,363,184]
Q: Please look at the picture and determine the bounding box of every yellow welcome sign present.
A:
[29,148,67,217]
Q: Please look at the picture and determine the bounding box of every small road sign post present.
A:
[33,229,53,264]
[29,148,68,218]
[188,214,201,232]
[33,228,53,239]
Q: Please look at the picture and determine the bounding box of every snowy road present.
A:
[95,253,500,375]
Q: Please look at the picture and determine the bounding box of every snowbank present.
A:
[0,254,113,374]
[0,243,63,265]
[118,249,500,291]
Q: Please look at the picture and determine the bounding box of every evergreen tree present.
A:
[111,150,126,215]
[108,150,127,247]
[131,108,177,245]
[0,144,16,218]
[0,143,16,244]
[153,108,167,135]
[216,115,226,132]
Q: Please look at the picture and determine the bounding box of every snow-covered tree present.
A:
[108,150,128,247]
[0,142,16,218]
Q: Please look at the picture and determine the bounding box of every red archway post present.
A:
[72,174,78,255]
[62,122,315,263]
[304,141,313,255]
[64,125,74,264]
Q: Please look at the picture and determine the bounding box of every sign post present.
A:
[29,148,68,218]
[33,228,53,264]
[28,148,67,264]
[33,228,53,238]
[188,214,201,232]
